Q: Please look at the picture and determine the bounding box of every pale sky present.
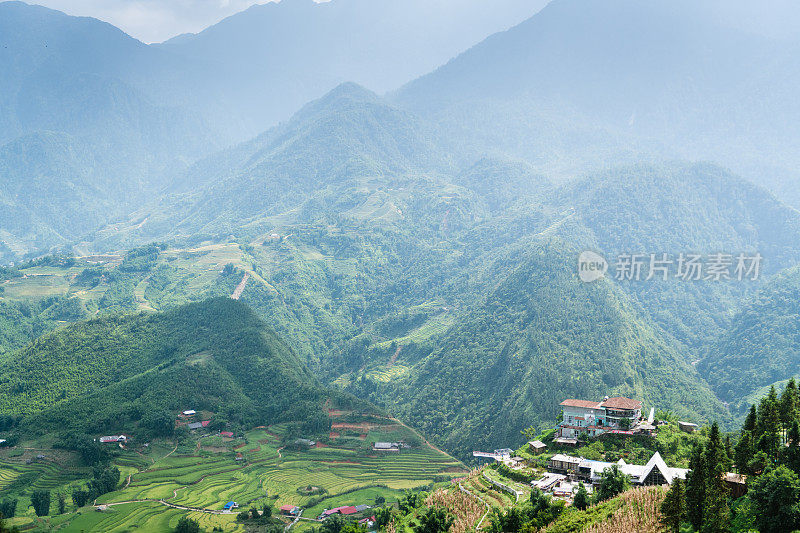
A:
[25,0,800,45]
[27,0,286,43]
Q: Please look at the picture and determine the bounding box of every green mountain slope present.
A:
[0,298,334,436]
[376,240,727,459]
[564,163,800,352]
[89,83,449,251]
[700,266,800,408]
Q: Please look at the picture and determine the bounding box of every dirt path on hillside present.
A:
[231,272,250,300]
[388,345,402,366]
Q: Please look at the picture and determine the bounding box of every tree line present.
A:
[661,379,800,532]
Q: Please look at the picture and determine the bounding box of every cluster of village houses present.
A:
[474,396,747,502]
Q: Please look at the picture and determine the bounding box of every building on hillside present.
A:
[574,452,687,486]
[548,454,582,474]
[558,396,644,439]
[223,501,239,511]
[528,440,547,454]
[322,506,358,517]
[295,438,316,447]
[220,431,234,438]
[473,448,514,462]
[181,410,197,417]
[187,422,203,430]
[678,421,699,433]
[373,442,402,451]
[280,505,301,515]
[532,472,566,491]
[99,435,127,444]
[724,472,747,498]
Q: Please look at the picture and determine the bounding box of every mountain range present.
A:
[2,0,800,460]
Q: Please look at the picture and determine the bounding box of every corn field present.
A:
[425,487,487,533]
[582,486,667,533]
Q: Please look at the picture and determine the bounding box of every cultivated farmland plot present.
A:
[0,420,466,531]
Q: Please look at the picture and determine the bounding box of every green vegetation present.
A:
[701,266,800,411]
[487,488,564,532]
[659,383,800,532]
[0,298,335,438]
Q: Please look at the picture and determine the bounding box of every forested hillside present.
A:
[34,81,800,456]
[3,0,800,468]
[0,298,338,437]
[383,239,727,458]
[700,267,800,409]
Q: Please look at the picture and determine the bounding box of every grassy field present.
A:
[0,416,465,532]
[0,243,246,311]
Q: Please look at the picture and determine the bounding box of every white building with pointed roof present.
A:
[575,452,687,486]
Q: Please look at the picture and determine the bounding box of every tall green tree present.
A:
[30,491,50,517]
[375,507,393,529]
[685,443,706,531]
[780,378,799,428]
[734,430,753,474]
[747,465,800,533]
[175,516,200,533]
[743,405,757,433]
[784,420,800,475]
[757,387,782,446]
[321,513,346,533]
[702,423,731,533]
[660,478,686,533]
[595,464,630,502]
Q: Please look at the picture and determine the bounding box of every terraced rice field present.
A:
[52,422,465,531]
[460,471,517,509]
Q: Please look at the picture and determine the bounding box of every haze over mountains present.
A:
[2,0,800,459]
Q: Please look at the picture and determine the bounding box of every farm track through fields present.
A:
[458,482,491,530]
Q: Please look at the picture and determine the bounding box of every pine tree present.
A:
[685,443,706,531]
[758,387,781,438]
[702,423,731,533]
[780,379,799,429]
[784,420,800,475]
[744,405,757,433]
[734,430,753,474]
[660,478,686,532]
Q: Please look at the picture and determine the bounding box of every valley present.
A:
[3,0,800,531]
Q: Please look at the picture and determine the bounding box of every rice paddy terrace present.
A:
[0,415,466,532]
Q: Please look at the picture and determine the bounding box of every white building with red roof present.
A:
[558,396,643,439]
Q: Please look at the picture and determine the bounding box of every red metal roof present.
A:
[340,506,358,515]
[220,431,234,437]
[560,399,601,409]
[201,421,210,427]
[600,397,642,410]
[281,505,296,511]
